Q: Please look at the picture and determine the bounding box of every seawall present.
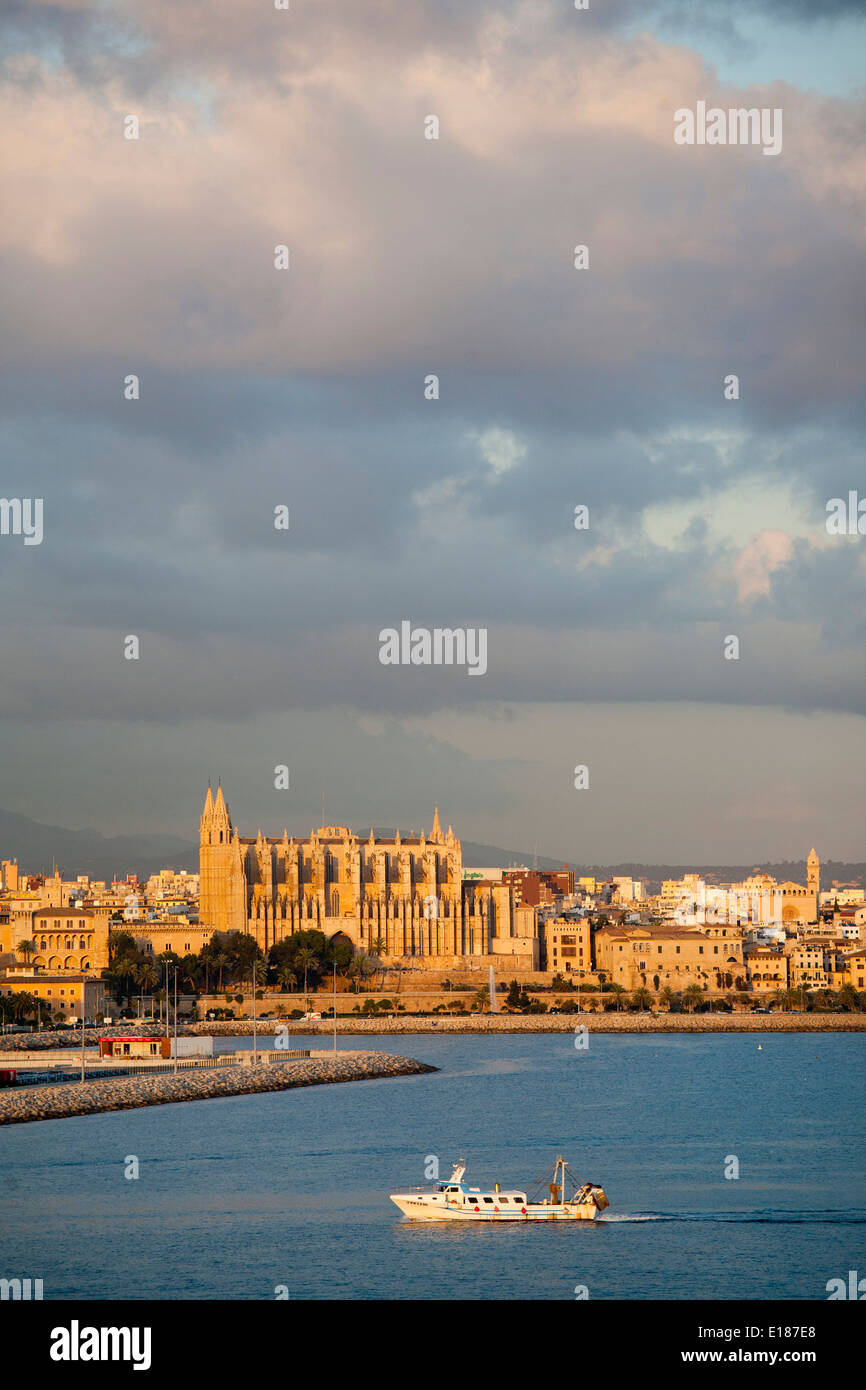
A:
[191,1013,866,1036]
[0,1050,437,1126]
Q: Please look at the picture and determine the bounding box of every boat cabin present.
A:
[434,1181,528,1210]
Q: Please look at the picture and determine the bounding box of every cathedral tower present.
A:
[200,783,243,933]
[807,847,820,899]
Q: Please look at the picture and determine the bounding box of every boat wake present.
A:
[603,1209,866,1225]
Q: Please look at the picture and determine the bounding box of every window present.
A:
[483,1197,494,1204]
[499,1196,509,1203]
[676,946,681,954]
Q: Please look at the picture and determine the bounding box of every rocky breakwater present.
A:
[191,1012,866,1036]
[0,1051,437,1126]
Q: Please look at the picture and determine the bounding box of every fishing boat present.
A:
[390,1157,609,1222]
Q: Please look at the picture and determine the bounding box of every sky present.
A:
[0,0,864,864]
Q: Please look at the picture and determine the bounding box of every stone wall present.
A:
[191,1012,866,1035]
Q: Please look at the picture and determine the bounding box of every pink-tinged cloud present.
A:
[733,529,795,601]
[0,6,863,398]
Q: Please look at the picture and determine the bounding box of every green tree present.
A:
[214,951,231,992]
[683,984,705,1013]
[472,984,490,1011]
[295,946,320,997]
[136,960,160,994]
[277,964,297,995]
[837,984,863,1013]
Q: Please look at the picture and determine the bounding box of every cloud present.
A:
[732,528,795,601]
[0,0,864,855]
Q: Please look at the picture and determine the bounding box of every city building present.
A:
[544,918,592,976]
[742,943,789,994]
[502,868,574,907]
[0,905,110,974]
[132,924,213,957]
[0,969,106,1020]
[594,924,744,993]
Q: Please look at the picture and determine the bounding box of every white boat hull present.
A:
[391,1195,601,1221]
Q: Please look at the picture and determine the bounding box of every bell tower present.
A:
[200,782,235,932]
[807,848,819,915]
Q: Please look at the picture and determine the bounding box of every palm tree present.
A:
[277,965,297,996]
[180,956,200,997]
[631,986,653,1012]
[16,939,36,965]
[215,951,231,993]
[294,947,320,998]
[371,937,388,989]
[137,961,160,994]
[13,991,42,1027]
[198,941,218,994]
[606,982,627,1012]
[659,986,676,1012]
[683,984,704,1013]
[472,984,490,1012]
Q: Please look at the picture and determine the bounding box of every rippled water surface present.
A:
[2,1033,864,1299]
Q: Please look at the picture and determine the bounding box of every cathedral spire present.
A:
[431,806,443,842]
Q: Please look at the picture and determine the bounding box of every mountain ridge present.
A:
[0,808,861,888]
